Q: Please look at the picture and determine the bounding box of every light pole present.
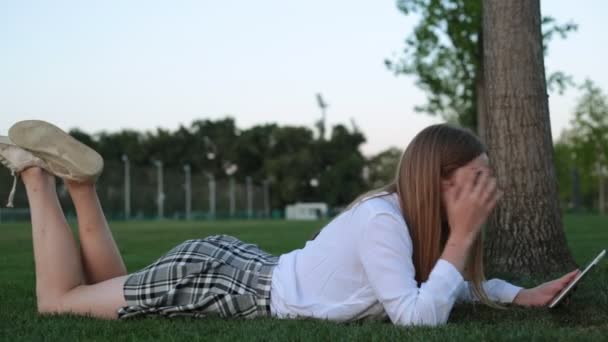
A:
[315,93,328,140]
[184,164,192,220]
[246,176,253,219]
[204,136,217,161]
[229,177,236,218]
[122,154,131,220]
[206,172,216,219]
[225,163,238,218]
[154,160,164,220]
[203,136,217,219]
[362,166,370,184]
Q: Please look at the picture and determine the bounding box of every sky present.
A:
[1,0,606,156]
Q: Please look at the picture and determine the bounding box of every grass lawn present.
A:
[1,216,607,341]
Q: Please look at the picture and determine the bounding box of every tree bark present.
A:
[481,0,576,274]
[476,26,486,140]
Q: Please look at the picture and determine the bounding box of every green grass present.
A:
[1,216,607,341]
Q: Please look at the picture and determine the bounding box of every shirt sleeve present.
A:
[357,212,465,326]
[457,279,523,304]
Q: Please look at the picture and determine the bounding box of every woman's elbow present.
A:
[393,313,448,327]
[388,297,452,327]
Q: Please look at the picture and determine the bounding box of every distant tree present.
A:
[95,130,144,163]
[481,0,576,274]
[264,126,318,206]
[234,124,277,181]
[141,127,190,168]
[387,0,577,132]
[569,80,608,214]
[554,130,600,212]
[553,135,577,209]
[63,117,369,214]
[69,129,98,150]
[366,147,402,189]
[317,125,367,206]
[189,118,239,175]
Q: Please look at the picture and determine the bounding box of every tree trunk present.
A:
[481,0,576,274]
[476,26,486,140]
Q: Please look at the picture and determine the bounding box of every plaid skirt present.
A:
[117,235,279,319]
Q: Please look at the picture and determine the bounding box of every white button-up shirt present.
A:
[270,193,522,326]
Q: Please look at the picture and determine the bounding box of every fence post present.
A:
[246,176,253,218]
[154,160,164,219]
[184,164,192,220]
[206,172,216,219]
[229,177,236,218]
[122,154,131,220]
[225,163,238,219]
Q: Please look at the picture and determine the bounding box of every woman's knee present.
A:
[36,297,62,315]
[36,290,79,315]
[36,290,118,319]
[37,278,127,319]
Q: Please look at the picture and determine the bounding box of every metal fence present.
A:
[0,160,274,222]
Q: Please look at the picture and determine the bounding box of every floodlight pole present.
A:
[184,164,192,220]
[316,93,328,140]
[154,160,164,220]
[204,136,217,160]
[246,176,253,219]
[229,177,236,218]
[122,154,131,220]
[206,172,216,219]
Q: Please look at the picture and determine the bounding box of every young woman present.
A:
[0,120,579,326]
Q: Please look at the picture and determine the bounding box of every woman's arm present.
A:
[457,271,579,305]
[457,279,523,303]
[358,169,501,325]
[358,213,466,326]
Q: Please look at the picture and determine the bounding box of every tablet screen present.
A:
[548,249,606,308]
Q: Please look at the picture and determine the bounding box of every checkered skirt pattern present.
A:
[117,235,279,319]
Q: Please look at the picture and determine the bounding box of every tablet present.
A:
[548,249,606,308]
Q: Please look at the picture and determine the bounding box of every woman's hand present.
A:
[440,167,502,274]
[444,168,502,243]
[513,269,580,307]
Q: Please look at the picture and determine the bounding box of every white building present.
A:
[285,202,328,220]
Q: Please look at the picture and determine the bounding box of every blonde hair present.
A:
[319,124,498,307]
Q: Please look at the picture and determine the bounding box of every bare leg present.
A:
[66,181,127,284]
[23,167,127,319]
